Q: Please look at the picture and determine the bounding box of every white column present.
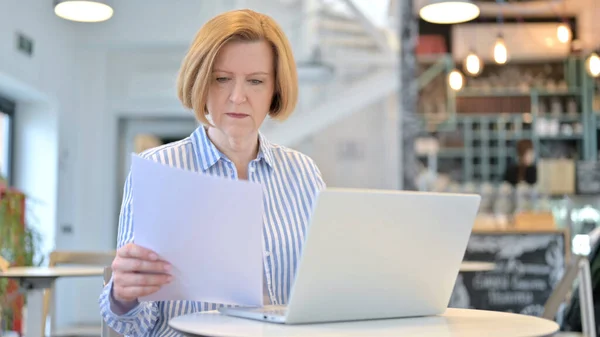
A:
[398,0,418,190]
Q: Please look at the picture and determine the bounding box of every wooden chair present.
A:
[0,255,9,272]
[42,250,116,337]
[542,254,595,337]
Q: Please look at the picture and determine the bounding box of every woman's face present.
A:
[206,40,275,139]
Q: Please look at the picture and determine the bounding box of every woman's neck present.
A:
[206,127,259,178]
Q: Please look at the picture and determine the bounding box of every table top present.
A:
[459,261,496,272]
[0,263,491,278]
[169,308,559,337]
[0,266,104,278]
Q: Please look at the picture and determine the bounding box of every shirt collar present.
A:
[191,125,275,171]
[257,131,275,168]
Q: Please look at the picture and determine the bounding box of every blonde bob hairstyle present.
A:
[177,9,299,126]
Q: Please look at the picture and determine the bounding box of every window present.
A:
[0,96,15,184]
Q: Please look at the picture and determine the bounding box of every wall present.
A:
[294,93,401,189]
[0,0,78,328]
[452,23,571,62]
[13,103,58,257]
[577,0,600,53]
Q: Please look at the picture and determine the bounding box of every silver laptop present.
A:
[219,188,481,324]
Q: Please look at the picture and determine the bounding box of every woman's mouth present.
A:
[226,113,249,119]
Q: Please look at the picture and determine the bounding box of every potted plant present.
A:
[0,180,43,335]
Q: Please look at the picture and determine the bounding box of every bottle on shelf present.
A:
[566,98,578,118]
[494,182,515,228]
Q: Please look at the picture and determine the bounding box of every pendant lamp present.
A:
[419,0,480,24]
[586,52,600,78]
[54,0,114,22]
[448,69,464,91]
[556,22,572,44]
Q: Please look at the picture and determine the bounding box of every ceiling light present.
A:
[586,52,600,78]
[493,35,508,65]
[54,0,114,23]
[556,22,572,44]
[463,51,483,76]
[448,69,464,91]
[419,0,480,24]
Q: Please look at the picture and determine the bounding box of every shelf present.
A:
[449,114,582,122]
[536,115,583,122]
[486,131,535,139]
[484,133,582,140]
[456,88,580,97]
[538,134,583,140]
[417,148,464,158]
[438,149,464,157]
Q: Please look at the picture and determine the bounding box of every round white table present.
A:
[0,266,104,279]
[169,308,559,337]
[0,266,105,337]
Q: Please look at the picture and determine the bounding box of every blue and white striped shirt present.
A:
[99,125,326,337]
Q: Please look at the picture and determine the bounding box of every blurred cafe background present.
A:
[1,0,600,336]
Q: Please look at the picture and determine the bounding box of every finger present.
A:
[113,258,171,274]
[118,243,159,261]
[115,272,173,287]
[116,285,162,300]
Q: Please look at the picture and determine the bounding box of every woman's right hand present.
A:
[111,243,173,304]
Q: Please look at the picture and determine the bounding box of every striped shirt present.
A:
[98,125,326,337]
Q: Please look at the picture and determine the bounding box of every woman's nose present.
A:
[229,81,246,104]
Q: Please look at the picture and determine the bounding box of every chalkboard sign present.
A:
[576,161,600,195]
[449,231,567,317]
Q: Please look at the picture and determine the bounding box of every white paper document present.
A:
[131,154,264,306]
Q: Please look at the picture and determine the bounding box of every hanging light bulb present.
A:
[448,69,464,91]
[463,51,483,76]
[556,22,572,44]
[493,34,508,65]
[586,52,600,78]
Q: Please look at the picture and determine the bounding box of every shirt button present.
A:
[264,251,271,257]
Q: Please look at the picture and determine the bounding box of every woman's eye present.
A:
[249,79,263,85]
[216,77,229,83]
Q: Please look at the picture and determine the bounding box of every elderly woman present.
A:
[98,9,326,337]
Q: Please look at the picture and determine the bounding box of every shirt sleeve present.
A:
[298,153,326,192]
[309,157,327,191]
[98,171,160,337]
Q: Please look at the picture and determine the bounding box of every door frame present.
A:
[115,116,198,236]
